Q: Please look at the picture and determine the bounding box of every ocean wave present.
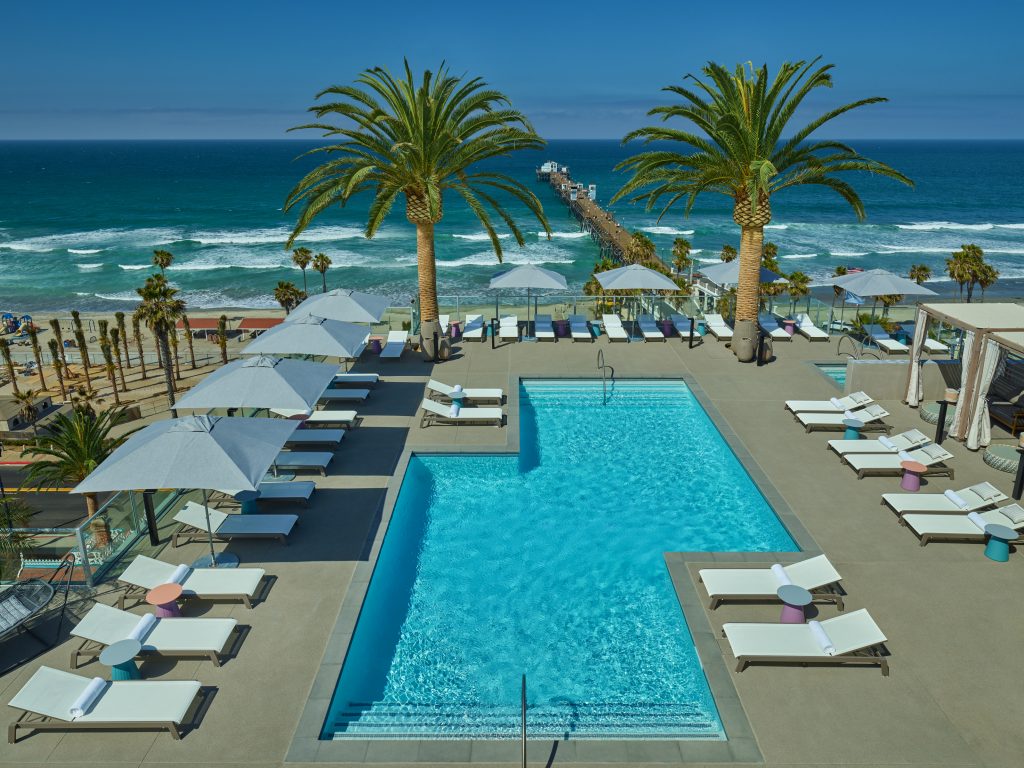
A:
[782,253,817,259]
[186,225,367,246]
[896,221,994,231]
[118,264,151,270]
[996,224,1024,230]
[764,224,788,230]
[87,292,140,303]
[452,233,511,241]
[546,231,588,239]
[639,226,695,236]
[695,257,719,264]
[433,249,575,268]
[0,227,181,253]
[68,248,104,255]
[830,251,868,257]
[166,262,284,272]
[76,263,104,270]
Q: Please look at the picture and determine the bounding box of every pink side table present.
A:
[146,583,183,618]
[782,319,797,336]
[900,460,927,492]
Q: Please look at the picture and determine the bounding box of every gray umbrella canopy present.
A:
[243,315,369,359]
[174,355,338,412]
[595,264,678,291]
[697,260,783,287]
[74,415,297,496]
[288,289,390,324]
[831,268,938,298]
[488,264,568,291]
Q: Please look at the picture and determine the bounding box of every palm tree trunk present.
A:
[321,271,327,293]
[416,222,439,322]
[157,330,177,411]
[169,333,181,380]
[30,340,46,391]
[735,225,764,322]
[182,317,197,369]
[301,269,308,294]
[85,493,99,517]
[134,324,148,380]
[0,343,18,395]
[117,315,132,367]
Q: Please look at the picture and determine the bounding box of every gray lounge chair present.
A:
[171,503,297,547]
[272,451,333,476]
[419,398,503,428]
[568,314,592,342]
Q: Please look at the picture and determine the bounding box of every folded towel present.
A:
[967,512,988,531]
[850,392,871,405]
[898,450,914,462]
[997,504,1024,525]
[70,677,106,719]
[829,397,843,408]
[878,436,897,450]
[808,620,837,656]
[770,564,792,586]
[944,489,969,510]
[169,564,190,584]
[128,613,158,643]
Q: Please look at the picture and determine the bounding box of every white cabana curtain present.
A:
[905,307,929,406]
[949,330,975,439]
[966,340,1004,450]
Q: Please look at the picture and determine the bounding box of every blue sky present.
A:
[2,0,1020,140]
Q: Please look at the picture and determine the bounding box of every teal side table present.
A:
[100,638,143,680]
[984,523,1016,562]
[842,418,864,441]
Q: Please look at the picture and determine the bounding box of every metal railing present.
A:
[597,349,613,405]
[520,674,527,768]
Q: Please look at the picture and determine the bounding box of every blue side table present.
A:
[842,418,864,441]
[100,638,143,680]
[235,490,258,515]
[984,523,1016,562]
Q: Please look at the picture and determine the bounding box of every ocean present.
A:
[2,139,1024,312]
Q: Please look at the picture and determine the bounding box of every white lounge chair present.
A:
[795,313,829,341]
[8,666,202,742]
[71,603,236,668]
[841,443,954,479]
[285,429,345,448]
[117,555,265,609]
[785,391,873,414]
[827,429,929,456]
[419,398,503,428]
[723,609,889,675]
[759,313,791,341]
[900,323,949,355]
[699,555,844,610]
[462,314,485,341]
[332,372,378,387]
[636,314,665,342]
[533,313,555,340]
[498,315,520,342]
[380,330,408,359]
[273,450,333,476]
[568,314,592,342]
[426,379,503,403]
[171,502,297,547]
[796,403,891,433]
[256,480,315,505]
[901,505,1024,546]
[271,409,357,428]
[602,314,629,341]
[703,313,733,341]
[865,325,909,355]
[319,388,369,402]
[881,482,1007,516]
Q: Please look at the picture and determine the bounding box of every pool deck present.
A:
[1,330,1021,768]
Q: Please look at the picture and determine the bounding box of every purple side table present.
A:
[900,460,927,492]
[777,584,812,624]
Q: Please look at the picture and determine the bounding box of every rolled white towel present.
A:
[829,397,843,409]
[128,613,158,643]
[967,512,988,531]
[450,400,461,417]
[944,489,969,510]
[770,563,792,586]
[898,450,914,462]
[69,677,106,719]
[808,620,837,656]
[169,564,190,584]
[878,436,897,450]
[843,409,856,420]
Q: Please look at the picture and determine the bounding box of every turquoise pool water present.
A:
[815,363,848,388]
[322,380,797,740]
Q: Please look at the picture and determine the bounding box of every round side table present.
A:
[983,523,1016,562]
[900,460,928,492]
[777,584,813,624]
[782,319,797,336]
[234,489,258,515]
[100,638,143,680]
[842,418,864,441]
[146,583,183,618]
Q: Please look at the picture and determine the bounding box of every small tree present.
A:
[832,265,848,298]
[49,318,70,376]
[152,249,174,275]
[25,323,47,391]
[99,338,121,404]
[0,496,36,584]
[624,231,657,265]
[274,281,302,314]
[12,388,39,435]
[217,315,229,364]
[47,338,67,400]
[978,263,999,301]
[720,244,737,263]
[761,242,781,274]
[71,310,92,371]
[0,338,19,395]
[292,247,313,294]
[671,237,692,275]
[110,328,128,391]
[878,294,904,316]
[909,263,931,285]
[115,311,132,367]
[312,252,332,293]
[181,315,198,369]
[946,244,994,303]
[787,271,811,314]
[131,314,147,380]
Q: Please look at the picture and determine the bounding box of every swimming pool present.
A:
[322,380,797,740]
[815,363,847,388]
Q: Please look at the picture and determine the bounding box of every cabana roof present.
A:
[919,302,1024,333]
[987,330,1024,357]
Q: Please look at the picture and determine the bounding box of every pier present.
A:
[536,161,638,262]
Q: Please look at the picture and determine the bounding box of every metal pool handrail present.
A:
[596,350,613,405]
[521,673,527,768]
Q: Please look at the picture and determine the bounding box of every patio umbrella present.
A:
[489,264,568,339]
[831,268,937,345]
[242,315,369,360]
[595,264,679,321]
[74,415,297,567]
[287,289,390,324]
[174,355,338,413]
[696,260,783,287]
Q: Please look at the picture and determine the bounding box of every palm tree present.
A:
[71,310,92,372]
[1,495,36,583]
[12,388,39,434]
[311,253,332,293]
[25,323,47,391]
[832,265,849,298]
[292,247,313,294]
[720,244,737,262]
[181,315,198,369]
[978,263,999,301]
[0,338,19,395]
[115,311,132,367]
[134,273,185,411]
[284,61,550,352]
[625,231,657,266]
[761,242,781,274]
[24,407,127,517]
[909,264,931,285]
[274,281,302,314]
[217,315,229,364]
[152,249,174,275]
[671,237,692,275]
[49,318,70,377]
[131,314,147,380]
[47,338,67,400]
[613,58,912,361]
[787,271,811,314]
[99,338,121,404]
[109,328,128,391]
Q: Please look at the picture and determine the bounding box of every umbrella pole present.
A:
[193,488,239,569]
[203,489,217,566]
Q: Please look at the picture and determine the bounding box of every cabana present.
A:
[904,303,1024,448]
[964,330,1024,449]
